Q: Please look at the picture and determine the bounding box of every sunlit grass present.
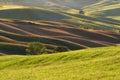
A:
[0,5,29,10]
[66,9,79,14]
[107,16,120,20]
[0,46,120,80]
[85,0,120,17]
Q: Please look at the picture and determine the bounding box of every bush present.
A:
[26,42,47,55]
[54,46,70,53]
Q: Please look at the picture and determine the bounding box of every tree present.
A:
[79,9,85,15]
[54,46,70,53]
[26,42,47,55]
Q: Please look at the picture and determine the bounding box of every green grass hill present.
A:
[0,46,120,80]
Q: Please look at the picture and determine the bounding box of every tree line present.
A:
[26,42,70,55]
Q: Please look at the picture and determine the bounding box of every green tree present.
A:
[26,42,47,55]
[54,46,70,53]
[79,9,85,15]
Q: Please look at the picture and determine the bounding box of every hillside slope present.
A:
[85,0,120,20]
[0,0,119,20]
[0,46,120,80]
[0,0,100,9]
[0,20,120,55]
[0,5,120,30]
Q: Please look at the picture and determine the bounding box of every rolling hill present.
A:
[0,0,119,20]
[0,0,120,79]
[0,46,120,80]
[0,0,120,55]
[0,19,120,55]
[0,5,120,31]
[85,0,120,20]
[0,0,101,9]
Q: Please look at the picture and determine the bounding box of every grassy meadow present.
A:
[0,46,120,80]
